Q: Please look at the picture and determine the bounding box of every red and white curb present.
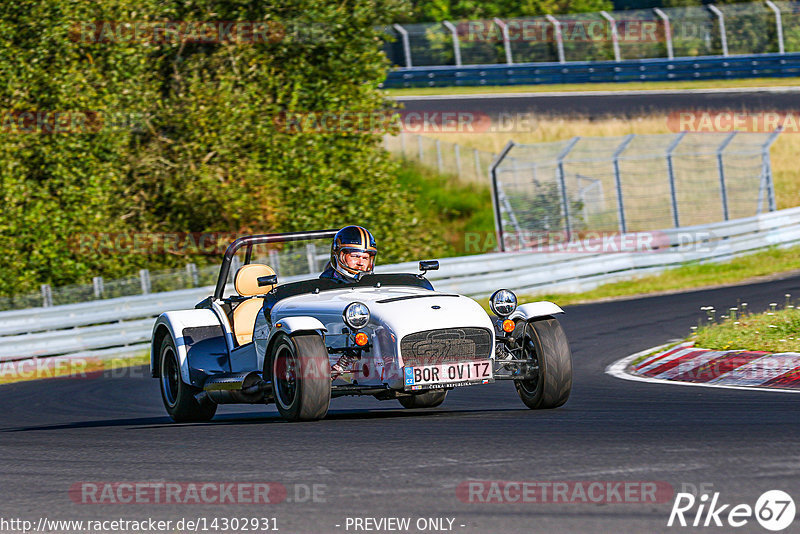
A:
[606,342,800,394]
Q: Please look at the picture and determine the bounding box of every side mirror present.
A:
[419,260,439,272]
[257,274,278,287]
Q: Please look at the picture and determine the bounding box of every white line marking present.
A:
[606,344,800,394]
[392,86,800,101]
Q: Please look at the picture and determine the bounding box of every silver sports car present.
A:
[151,230,572,422]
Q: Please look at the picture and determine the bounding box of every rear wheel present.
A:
[270,333,331,421]
[513,317,572,409]
[398,390,447,409]
[159,336,217,422]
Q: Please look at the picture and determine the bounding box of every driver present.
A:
[320,225,377,283]
[321,226,377,379]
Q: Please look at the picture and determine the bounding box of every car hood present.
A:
[271,285,494,341]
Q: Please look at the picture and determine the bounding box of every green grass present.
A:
[513,245,800,308]
[385,77,800,97]
[694,306,800,353]
[395,159,495,257]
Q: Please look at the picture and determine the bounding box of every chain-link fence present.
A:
[383,132,496,184]
[0,241,332,312]
[384,0,799,67]
[491,131,780,250]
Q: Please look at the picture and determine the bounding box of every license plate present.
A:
[403,360,493,390]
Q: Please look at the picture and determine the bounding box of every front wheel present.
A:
[513,317,572,409]
[159,336,217,422]
[270,333,331,422]
[398,390,447,409]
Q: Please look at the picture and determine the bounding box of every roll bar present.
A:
[213,229,338,300]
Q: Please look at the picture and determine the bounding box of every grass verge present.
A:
[0,351,151,386]
[694,306,800,353]
[512,245,800,308]
[396,159,495,256]
[386,77,800,97]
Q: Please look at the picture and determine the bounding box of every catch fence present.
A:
[490,131,780,250]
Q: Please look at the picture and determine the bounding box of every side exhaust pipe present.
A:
[198,371,272,404]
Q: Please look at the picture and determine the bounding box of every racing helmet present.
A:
[330,225,377,281]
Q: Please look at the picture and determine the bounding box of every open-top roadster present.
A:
[151,230,572,422]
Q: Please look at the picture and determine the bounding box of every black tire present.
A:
[270,333,331,422]
[159,336,217,423]
[398,390,448,409]
[513,317,572,409]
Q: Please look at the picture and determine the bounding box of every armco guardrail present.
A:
[382,52,800,88]
[2,206,800,362]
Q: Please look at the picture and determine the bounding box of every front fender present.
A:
[509,301,564,322]
[150,309,223,384]
[275,316,328,336]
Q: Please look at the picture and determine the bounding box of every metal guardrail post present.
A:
[653,8,674,60]
[186,264,199,287]
[600,11,622,62]
[762,127,782,212]
[435,139,443,173]
[765,1,785,54]
[493,18,513,64]
[489,141,516,252]
[545,15,566,64]
[454,143,462,179]
[717,132,737,221]
[665,132,687,228]
[400,131,407,158]
[708,5,729,57]
[612,134,635,234]
[267,250,280,276]
[92,276,104,298]
[306,243,317,274]
[417,134,423,162]
[556,137,581,241]
[139,269,151,295]
[442,21,462,66]
[473,148,481,181]
[41,284,53,307]
[392,24,413,68]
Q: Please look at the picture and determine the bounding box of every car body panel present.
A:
[510,301,564,322]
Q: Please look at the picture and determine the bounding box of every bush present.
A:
[0,0,447,297]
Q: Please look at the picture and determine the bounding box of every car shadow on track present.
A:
[0,407,531,432]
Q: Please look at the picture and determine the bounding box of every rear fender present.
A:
[509,301,564,323]
[150,309,224,384]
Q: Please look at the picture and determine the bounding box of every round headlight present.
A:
[490,289,517,317]
[343,302,370,330]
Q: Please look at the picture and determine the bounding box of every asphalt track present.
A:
[395,87,800,119]
[1,274,799,534]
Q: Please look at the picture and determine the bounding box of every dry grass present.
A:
[423,116,800,210]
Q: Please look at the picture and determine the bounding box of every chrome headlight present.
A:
[489,289,517,318]
[343,302,370,330]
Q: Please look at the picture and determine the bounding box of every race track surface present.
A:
[1,274,799,534]
[396,87,800,119]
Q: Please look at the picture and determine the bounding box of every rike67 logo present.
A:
[668,490,795,531]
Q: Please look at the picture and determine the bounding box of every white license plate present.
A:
[403,360,493,390]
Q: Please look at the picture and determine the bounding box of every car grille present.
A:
[400,327,492,367]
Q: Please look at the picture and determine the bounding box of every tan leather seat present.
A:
[232,264,276,346]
